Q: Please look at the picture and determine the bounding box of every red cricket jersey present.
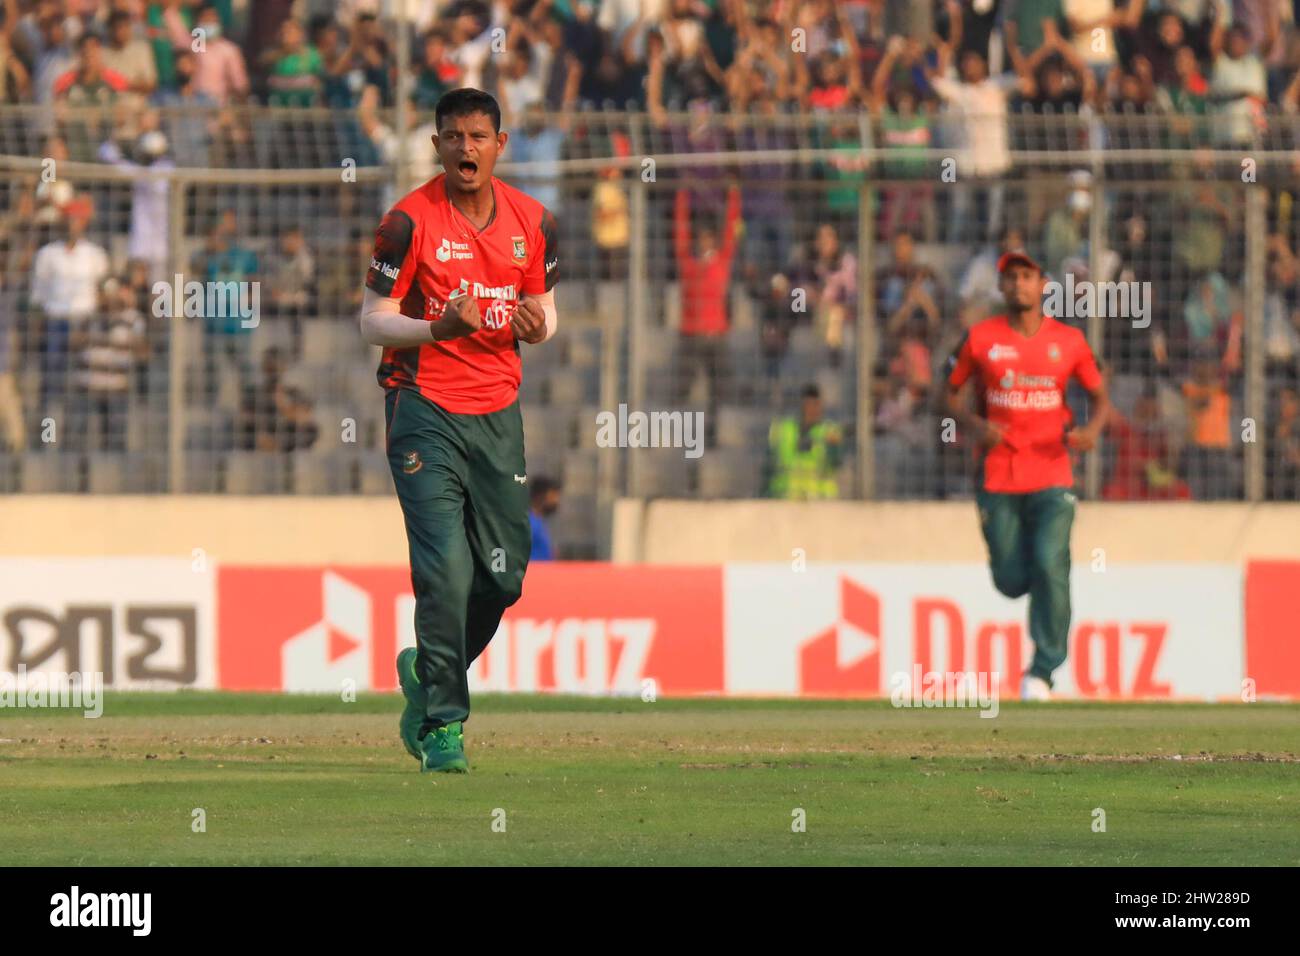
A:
[366,173,559,413]
[947,315,1103,493]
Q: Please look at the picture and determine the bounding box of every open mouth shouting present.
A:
[456,159,479,183]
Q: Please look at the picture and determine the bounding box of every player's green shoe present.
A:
[396,647,424,760]
[420,721,469,773]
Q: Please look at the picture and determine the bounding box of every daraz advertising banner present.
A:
[3,559,1297,699]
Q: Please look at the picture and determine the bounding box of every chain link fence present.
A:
[2,105,1299,557]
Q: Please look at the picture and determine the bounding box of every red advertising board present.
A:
[217,564,724,694]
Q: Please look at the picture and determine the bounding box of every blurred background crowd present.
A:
[2,0,1300,557]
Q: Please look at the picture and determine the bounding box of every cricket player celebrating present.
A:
[945,251,1110,701]
[359,89,559,772]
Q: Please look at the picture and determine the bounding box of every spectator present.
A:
[1263,233,1300,385]
[323,11,389,108]
[528,475,562,561]
[873,315,935,497]
[728,14,797,106]
[265,223,316,327]
[1103,386,1193,499]
[871,37,935,239]
[101,9,157,102]
[671,184,740,416]
[19,4,76,106]
[1270,385,1300,500]
[509,99,568,214]
[238,346,318,452]
[98,121,173,279]
[1209,23,1268,145]
[1182,269,1241,367]
[752,270,803,390]
[819,117,870,233]
[1041,169,1095,279]
[413,28,461,109]
[262,17,320,107]
[925,30,1033,241]
[496,26,551,126]
[316,234,371,320]
[31,201,109,411]
[0,28,32,103]
[1136,12,1193,88]
[53,33,127,104]
[0,272,23,451]
[150,49,217,166]
[875,229,941,353]
[808,222,859,364]
[591,133,631,281]
[196,209,259,387]
[733,72,797,283]
[1023,30,1097,112]
[446,1,494,92]
[1062,0,1136,87]
[358,84,435,209]
[1004,0,1068,76]
[168,3,248,106]
[765,383,842,500]
[1156,44,1210,149]
[1181,347,1237,498]
[68,277,148,452]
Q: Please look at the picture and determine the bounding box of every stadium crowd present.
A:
[0,0,1299,514]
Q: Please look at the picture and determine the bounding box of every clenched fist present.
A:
[511,294,548,344]
[431,291,481,341]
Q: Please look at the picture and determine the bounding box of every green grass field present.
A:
[2,693,1297,866]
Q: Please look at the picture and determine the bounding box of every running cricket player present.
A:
[359,89,559,772]
[944,251,1110,701]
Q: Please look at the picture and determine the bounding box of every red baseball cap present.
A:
[997,251,1041,274]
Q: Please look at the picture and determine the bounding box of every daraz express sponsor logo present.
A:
[435,238,473,262]
[471,282,517,300]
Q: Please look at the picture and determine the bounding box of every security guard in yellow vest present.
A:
[766,384,843,500]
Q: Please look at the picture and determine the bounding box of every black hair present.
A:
[801,384,821,400]
[435,88,502,133]
[530,475,561,504]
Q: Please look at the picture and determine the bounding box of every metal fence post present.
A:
[167,171,187,493]
[1243,185,1266,501]
[1084,159,1105,500]
[625,175,649,500]
[856,184,875,499]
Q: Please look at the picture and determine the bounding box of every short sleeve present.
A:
[946,331,976,388]
[366,209,417,299]
[1072,334,1104,391]
[525,207,559,295]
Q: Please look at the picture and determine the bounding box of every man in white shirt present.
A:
[31,205,110,409]
[926,44,1034,242]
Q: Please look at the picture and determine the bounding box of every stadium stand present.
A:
[1,0,1300,558]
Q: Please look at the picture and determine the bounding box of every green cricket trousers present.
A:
[385,388,531,735]
[975,486,1076,686]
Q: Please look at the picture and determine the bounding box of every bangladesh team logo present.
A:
[511,235,526,260]
[403,451,423,475]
